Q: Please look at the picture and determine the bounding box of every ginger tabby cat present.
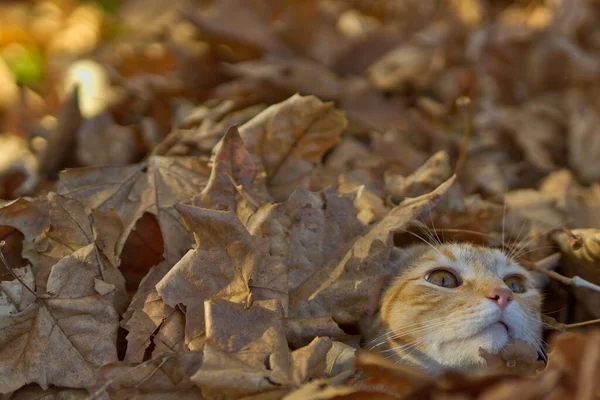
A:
[366,243,543,375]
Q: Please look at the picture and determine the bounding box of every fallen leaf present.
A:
[239,94,347,201]
[384,150,452,204]
[0,270,118,391]
[290,176,455,324]
[58,156,211,264]
[194,125,271,211]
[96,351,204,400]
[479,339,545,375]
[156,205,287,350]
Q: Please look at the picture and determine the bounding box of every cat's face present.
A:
[374,243,542,374]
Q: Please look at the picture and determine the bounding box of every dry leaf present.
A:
[239,94,347,201]
[156,205,287,350]
[246,187,365,292]
[290,176,455,324]
[479,339,545,375]
[384,150,452,204]
[0,279,118,391]
[194,125,271,212]
[58,156,210,264]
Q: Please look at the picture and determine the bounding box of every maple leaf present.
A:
[239,94,347,201]
[156,204,287,350]
[194,125,271,213]
[58,156,210,264]
[290,176,456,324]
[0,256,119,392]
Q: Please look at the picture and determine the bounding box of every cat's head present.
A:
[373,243,543,374]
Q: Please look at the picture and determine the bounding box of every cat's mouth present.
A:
[490,321,510,333]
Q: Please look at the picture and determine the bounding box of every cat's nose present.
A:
[486,287,513,308]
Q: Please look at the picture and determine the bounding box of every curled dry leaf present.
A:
[479,339,545,375]
[384,150,452,204]
[553,228,600,318]
[239,94,347,201]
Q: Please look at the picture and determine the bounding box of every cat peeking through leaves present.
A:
[364,240,543,375]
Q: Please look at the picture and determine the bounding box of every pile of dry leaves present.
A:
[1,0,600,399]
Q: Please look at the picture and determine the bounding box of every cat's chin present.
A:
[469,322,510,354]
[427,323,510,373]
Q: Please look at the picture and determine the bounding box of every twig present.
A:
[453,96,472,177]
[549,227,583,250]
[0,240,38,300]
[542,315,600,331]
[520,258,600,293]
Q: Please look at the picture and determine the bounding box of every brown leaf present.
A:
[96,351,204,400]
[191,299,291,399]
[290,176,455,324]
[291,336,332,385]
[225,59,345,100]
[384,150,452,204]
[0,265,35,315]
[286,316,346,349]
[9,384,89,399]
[58,156,210,264]
[121,260,177,362]
[239,94,347,201]
[479,339,545,375]
[156,205,287,350]
[246,187,364,292]
[0,287,118,391]
[34,194,125,306]
[564,89,600,184]
[194,125,271,212]
[552,228,600,318]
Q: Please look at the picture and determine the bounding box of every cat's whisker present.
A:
[510,245,556,261]
[508,218,573,261]
[506,219,528,260]
[427,210,443,245]
[370,318,450,348]
[395,227,443,257]
[415,217,440,247]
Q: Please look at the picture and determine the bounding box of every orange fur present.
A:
[366,243,543,374]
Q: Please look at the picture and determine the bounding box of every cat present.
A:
[365,242,543,375]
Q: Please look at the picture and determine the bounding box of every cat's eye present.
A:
[504,276,526,293]
[425,269,460,288]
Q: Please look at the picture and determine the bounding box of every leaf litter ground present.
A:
[1,0,600,399]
